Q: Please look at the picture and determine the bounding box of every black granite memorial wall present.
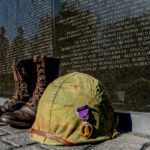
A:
[0,0,150,112]
[55,0,150,112]
[0,0,54,96]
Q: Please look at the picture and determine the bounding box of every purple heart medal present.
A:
[76,105,93,139]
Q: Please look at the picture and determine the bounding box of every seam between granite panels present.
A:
[1,132,37,149]
[2,138,20,148]
[0,128,28,134]
[0,130,9,136]
[139,142,150,150]
[130,132,150,140]
[82,145,94,150]
[0,139,19,150]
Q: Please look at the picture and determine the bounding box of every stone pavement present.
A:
[0,98,150,150]
[0,123,150,150]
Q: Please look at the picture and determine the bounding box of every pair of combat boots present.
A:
[0,55,59,128]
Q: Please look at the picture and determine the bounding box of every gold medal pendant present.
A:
[80,121,93,139]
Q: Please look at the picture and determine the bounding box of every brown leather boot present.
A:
[1,55,59,128]
[0,59,36,116]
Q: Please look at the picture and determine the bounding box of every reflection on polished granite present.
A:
[0,0,150,112]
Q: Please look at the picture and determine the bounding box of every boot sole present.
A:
[1,117,33,129]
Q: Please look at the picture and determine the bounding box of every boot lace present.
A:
[27,56,46,107]
[0,61,29,112]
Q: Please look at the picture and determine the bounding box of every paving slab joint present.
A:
[82,145,94,150]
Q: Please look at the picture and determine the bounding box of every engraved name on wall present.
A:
[56,0,150,112]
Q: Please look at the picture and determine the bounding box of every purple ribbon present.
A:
[76,105,89,121]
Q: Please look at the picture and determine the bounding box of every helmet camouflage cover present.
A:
[30,72,117,145]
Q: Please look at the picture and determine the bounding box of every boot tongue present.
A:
[26,56,47,112]
[27,57,46,107]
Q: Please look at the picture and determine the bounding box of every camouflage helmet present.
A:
[30,72,117,145]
